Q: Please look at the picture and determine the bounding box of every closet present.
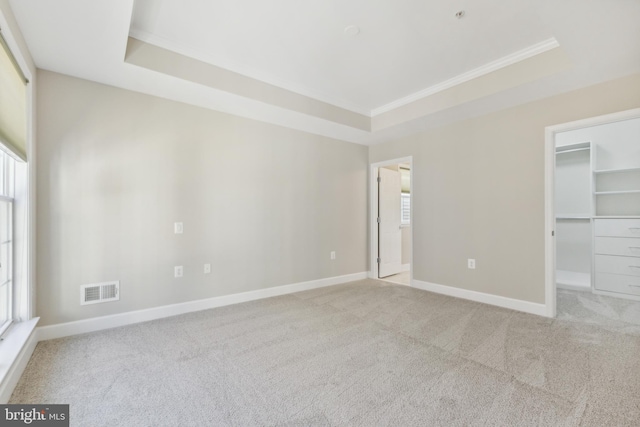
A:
[556,117,640,299]
[555,142,593,290]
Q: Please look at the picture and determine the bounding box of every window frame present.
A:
[0,151,14,336]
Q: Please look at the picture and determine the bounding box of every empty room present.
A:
[1,0,640,425]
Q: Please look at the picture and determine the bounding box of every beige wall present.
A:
[370,73,640,304]
[36,70,368,326]
[35,67,640,323]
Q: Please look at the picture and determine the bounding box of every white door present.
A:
[378,168,402,278]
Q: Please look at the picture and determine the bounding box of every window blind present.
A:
[401,193,410,225]
[400,166,410,224]
[0,29,27,161]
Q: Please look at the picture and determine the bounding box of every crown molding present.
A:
[128,28,373,116]
[128,31,560,120]
[370,38,560,116]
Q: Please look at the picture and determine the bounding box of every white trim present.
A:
[128,29,372,116]
[0,318,38,403]
[546,108,640,134]
[370,157,413,284]
[401,263,410,272]
[0,12,33,84]
[371,38,559,116]
[544,107,640,319]
[129,30,559,120]
[544,126,557,317]
[557,283,591,292]
[412,280,547,317]
[37,271,367,341]
[0,7,35,323]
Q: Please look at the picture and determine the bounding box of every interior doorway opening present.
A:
[545,108,640,318]
[370,157,412,286]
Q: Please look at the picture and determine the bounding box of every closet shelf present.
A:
[594,216,640,219]
[556,215,590,220]
[593,166,640,175]
[594,190,640,195]
[556,142,591,154]
[555,147,590,154]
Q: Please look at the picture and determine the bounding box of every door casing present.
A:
[369,156,413,283]
[378,167,403,278]
[543,107,640,318]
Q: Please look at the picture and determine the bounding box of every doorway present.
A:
[545,108,640,318]
[370,157,412,286]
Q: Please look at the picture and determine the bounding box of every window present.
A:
[0,151,14,335]
[401,193,410,225]
[0,28,24,335]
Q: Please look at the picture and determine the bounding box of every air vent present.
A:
[80,281,120,305]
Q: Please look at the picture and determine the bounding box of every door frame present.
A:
[544,107,640,318]
[370,156,413,284]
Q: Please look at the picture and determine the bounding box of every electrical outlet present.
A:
[174,222,183,234]
[467,259,476,269]
[204,263,211,274]
[330,251,336,260]
[174,266,183,277]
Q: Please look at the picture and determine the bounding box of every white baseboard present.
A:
[37,271,368,341]
[0,318,39,403]
[556,270,591,292]
[368,265,409,279]
[411,279,548,317]
[557,283,591,292]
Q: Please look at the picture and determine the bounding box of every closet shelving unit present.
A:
[556,216,591,220]
[592,161,640,300]
[555,142,594,221]
[556,117,640,301]
[555,142,593,290]
[593,166,640,218]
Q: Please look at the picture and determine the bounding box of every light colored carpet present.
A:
[557,287,640,335]
[11,280,640,426]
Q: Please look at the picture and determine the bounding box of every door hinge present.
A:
[377,257,381,263]
[552,231,555,237]
[377,176,381,183]
[377,217,380,224]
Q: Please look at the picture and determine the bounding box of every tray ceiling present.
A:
[9,0,640,144]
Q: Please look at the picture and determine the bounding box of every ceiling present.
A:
[130,0,555,114]
[8,0,640,145]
